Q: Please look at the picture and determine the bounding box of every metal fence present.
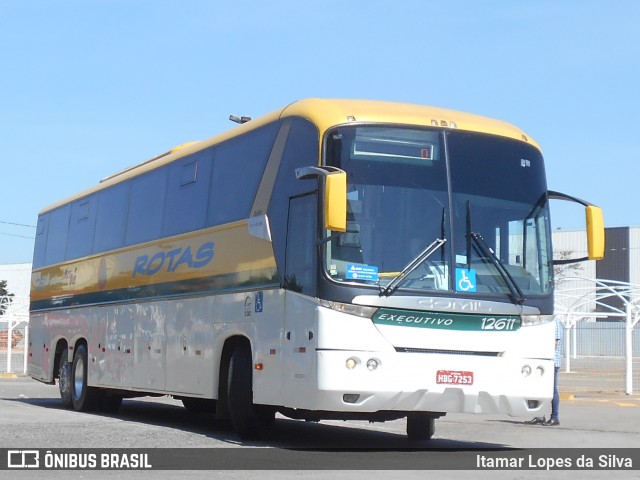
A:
[556,279,640,395]
[559,321,640,394]
[0,295,29,375]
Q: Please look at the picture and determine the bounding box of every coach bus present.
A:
[28,99,604,440]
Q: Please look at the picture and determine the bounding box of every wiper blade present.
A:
[465,201,525,305]
[469,232,526,305]
[379,238,446,297]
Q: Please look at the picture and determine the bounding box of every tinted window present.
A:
[44,205,71,266]
[94,182,129,253]
[285,193,317,295]
[33,214,49,269]
[126,167,168,245]
[66,196,97,259]
[267,118,319,279]
[163,148,213,237]
[207,123,279,226]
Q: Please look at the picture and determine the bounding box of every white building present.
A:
[553,226,640,315]
[0,263,32,297]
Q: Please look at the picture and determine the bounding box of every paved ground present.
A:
[1,376,639,479]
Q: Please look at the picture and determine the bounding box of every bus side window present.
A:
[163,149,213,237]
[125,168,168,246]
[207,123,278,227]
[33,214,49,269]
[44,205,71,266]
[267,118,319,279]
[284,193,317,295]
[66,196,97,260]
[94,182,129,254]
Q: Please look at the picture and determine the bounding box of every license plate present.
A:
[436,370,474,385]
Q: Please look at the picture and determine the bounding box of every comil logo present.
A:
[8,450,39,468]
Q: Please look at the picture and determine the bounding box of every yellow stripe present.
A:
[31,220,277,302]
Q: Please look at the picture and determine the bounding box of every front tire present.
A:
[71,344,102,412]
[227,343,258,438]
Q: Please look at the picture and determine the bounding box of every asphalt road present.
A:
[1,375,639,479]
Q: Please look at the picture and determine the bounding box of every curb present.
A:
[0,373,18,379]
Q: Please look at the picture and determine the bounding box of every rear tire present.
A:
[71,344,102,412]
[58,348,73,409]
[406,413,435,441]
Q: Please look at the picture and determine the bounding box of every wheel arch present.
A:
[215,335,252,420]
[51,337,69,380]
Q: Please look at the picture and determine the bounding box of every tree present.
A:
[553,250,584,287]
[0,280,14,316]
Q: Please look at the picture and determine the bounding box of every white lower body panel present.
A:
[312,349,552,416]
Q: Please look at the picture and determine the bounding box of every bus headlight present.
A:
[319,300,378,318]
[521,365,532,377]
[366,358,381,371]
[346,357,361,369]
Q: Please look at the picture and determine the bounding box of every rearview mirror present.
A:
[586,205,604,260]
[295,166,347,232]
[324,171,347,232]
[548,191,605,264]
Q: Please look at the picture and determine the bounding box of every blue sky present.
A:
[1,1,638,264]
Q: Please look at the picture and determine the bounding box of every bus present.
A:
[28,99,604,440]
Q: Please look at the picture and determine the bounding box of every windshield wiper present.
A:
[379,238,447,297]
[469,232,526,305]
[464,201,525,305]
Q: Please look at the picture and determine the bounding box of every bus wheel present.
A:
[71,344,102,412]
[227,343,257,438]
[58,348,73,409]
[406,413,435,441]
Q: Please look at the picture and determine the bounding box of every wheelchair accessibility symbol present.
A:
[456,268,477,292]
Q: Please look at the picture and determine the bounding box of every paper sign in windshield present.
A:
[346,264,379,281]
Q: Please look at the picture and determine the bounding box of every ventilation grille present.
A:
[395,347,500,357]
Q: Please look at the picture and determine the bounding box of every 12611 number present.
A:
[481,317,518,331]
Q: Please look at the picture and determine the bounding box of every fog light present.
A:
[535,366,544,377]
[527,400,540,409]
[521,365,532,377]
[343,394,360,404]
[346,357,360,369]
[366,358,381,371]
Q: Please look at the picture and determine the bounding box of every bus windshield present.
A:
[324,126,553,300]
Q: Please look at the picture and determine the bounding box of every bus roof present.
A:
[40,98,540,214]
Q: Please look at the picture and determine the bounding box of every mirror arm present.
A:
[553,257,589,265]
[547,190,590,206]
[295,166,344,179]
